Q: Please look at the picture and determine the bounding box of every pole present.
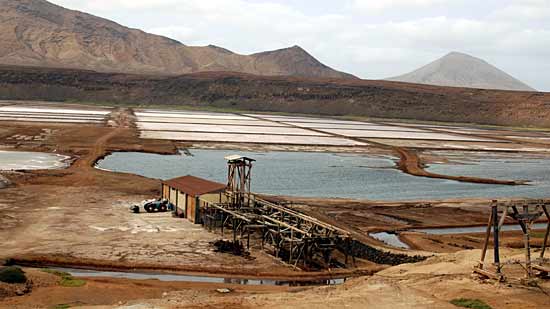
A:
[541,205,550,260]
[479,202,495,269]
[524,205,532,278]
[492,205,501,274]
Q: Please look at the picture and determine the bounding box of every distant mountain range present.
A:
[0,0,538,92]
[387,52,535,91]
[0,0,355,79]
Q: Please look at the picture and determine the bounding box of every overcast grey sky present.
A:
[51,0,549,91]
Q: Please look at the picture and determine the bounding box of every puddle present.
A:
[0,151,70,170]
[369,232,410,249]
[48,267,346,286]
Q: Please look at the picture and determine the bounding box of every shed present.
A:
[161,175,226,223]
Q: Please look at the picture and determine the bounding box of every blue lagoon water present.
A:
[96,149,550,201]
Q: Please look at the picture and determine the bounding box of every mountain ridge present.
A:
[0,0,355,79]
[387,51,535,91]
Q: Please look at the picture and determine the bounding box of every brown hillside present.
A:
[0,65,549,127]
[0,0,353,79]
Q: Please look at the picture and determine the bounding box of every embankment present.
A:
[395,147,525,185]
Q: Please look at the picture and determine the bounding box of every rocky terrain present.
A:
[0,65,549,127]
[388,52,535,91]
[0,0,353,79]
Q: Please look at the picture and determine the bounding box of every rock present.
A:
[0,175,12,189]
[216,288,232,294]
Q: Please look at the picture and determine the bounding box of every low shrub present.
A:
[450,298,492,309]
[0,266,27,284]
[41,269,86,287]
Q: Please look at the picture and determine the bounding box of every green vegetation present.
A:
[41,269,86,287]
[450,298,492,309]
[0,266,27,284]
[530,231,547,238]
[53,304,71,309]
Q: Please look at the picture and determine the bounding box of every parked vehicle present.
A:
[130,199,174,213]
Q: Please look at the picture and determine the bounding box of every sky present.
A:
[51,0,550,91]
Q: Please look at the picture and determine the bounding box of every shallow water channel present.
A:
[96,149,550,201]
[371,223,549,249]
[412,223,548,235]
[49,267,345,286]
[369,232,410,249]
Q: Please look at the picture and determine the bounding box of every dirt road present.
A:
[1,103,550,308]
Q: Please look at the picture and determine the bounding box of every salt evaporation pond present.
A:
[0,151,70,170]
[96,149,550,201]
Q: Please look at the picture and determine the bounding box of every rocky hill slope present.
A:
[0,65,548,127]
[0,0,354,79]
[387,52,535,91]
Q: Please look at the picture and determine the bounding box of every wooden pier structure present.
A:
[474,199,550,282]
[198,155,355,269]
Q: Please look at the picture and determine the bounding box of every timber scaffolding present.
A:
[199,192,355,269]
[474,199,550,282]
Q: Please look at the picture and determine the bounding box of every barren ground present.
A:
[1,101,549,308]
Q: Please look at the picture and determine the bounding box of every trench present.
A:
[31,267,346,286]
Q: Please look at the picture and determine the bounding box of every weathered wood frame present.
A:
[474,199,550,281]
[199,193,355,269]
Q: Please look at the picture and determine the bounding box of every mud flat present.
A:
[0,105,110,124]
[0,150,70,170]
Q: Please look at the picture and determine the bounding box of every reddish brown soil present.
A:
[1,105,550,308]
[1,268,295,309]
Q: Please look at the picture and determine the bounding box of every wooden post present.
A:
[512,206,527,233]
[541,205,550,260]
[221,212,225,236]
[247,229,250,250]
[523,205,532,278]
[261,228,265,250]
[233,218,237,242]
[498,206,508,229]
[493,205,501,274]
[303,238,309,268]
[479,202,495,269]
[344,238,349,267]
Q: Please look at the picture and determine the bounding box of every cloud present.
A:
[54,0,180,10]
[490,0,550,21]
[351,0,456,11]
[49,0,550,90]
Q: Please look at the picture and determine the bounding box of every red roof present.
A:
[162,175,226,197]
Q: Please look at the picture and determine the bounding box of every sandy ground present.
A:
[4,250,544,309]
[1,101,550,307]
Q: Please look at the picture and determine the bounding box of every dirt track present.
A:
[1,103,550,307]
